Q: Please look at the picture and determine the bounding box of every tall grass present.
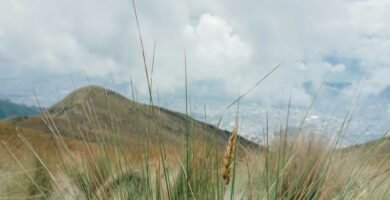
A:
[1,85,389,200]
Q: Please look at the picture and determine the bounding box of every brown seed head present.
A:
[222,127,238,185]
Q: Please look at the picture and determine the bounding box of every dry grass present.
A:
[1,120,389,199]
[0,87,388,199]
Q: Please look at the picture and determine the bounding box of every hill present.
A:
[343,137,390,163]
[0,85,258,196]
[0,99,39,119]
[7,85,257,152]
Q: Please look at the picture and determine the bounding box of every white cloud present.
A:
[0,0,389,107]
[331,64,346,73]
[364,67,390,95]
[0,0,132,77]
[183,13,252,79]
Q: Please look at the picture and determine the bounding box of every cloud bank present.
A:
[0,0,389,107]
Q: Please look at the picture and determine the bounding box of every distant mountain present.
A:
[0,99,39,119]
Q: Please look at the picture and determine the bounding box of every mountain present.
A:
[7,85,257,152]
[0,85,259,194]
[0,99,39,119]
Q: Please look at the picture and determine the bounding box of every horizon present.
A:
[1,84,387,146]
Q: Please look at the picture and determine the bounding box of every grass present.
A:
[0,88,388,199]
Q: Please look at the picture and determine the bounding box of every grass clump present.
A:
[27,158,52,199]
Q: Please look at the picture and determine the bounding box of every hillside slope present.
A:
[7,85,256,152]
[343,137,390,163]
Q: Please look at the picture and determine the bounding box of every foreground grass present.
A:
[1,115,389,199]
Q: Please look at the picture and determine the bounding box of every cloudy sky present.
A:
[1,0,389,109]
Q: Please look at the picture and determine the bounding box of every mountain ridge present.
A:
[0,99,39,119]
[7,85,259,150]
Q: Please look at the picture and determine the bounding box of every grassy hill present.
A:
[8,85,256,151]
[343,137,390,163]
[0,85,259,199]
[0,99,39,119]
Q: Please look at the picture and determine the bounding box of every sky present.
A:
[0,0,389,141]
